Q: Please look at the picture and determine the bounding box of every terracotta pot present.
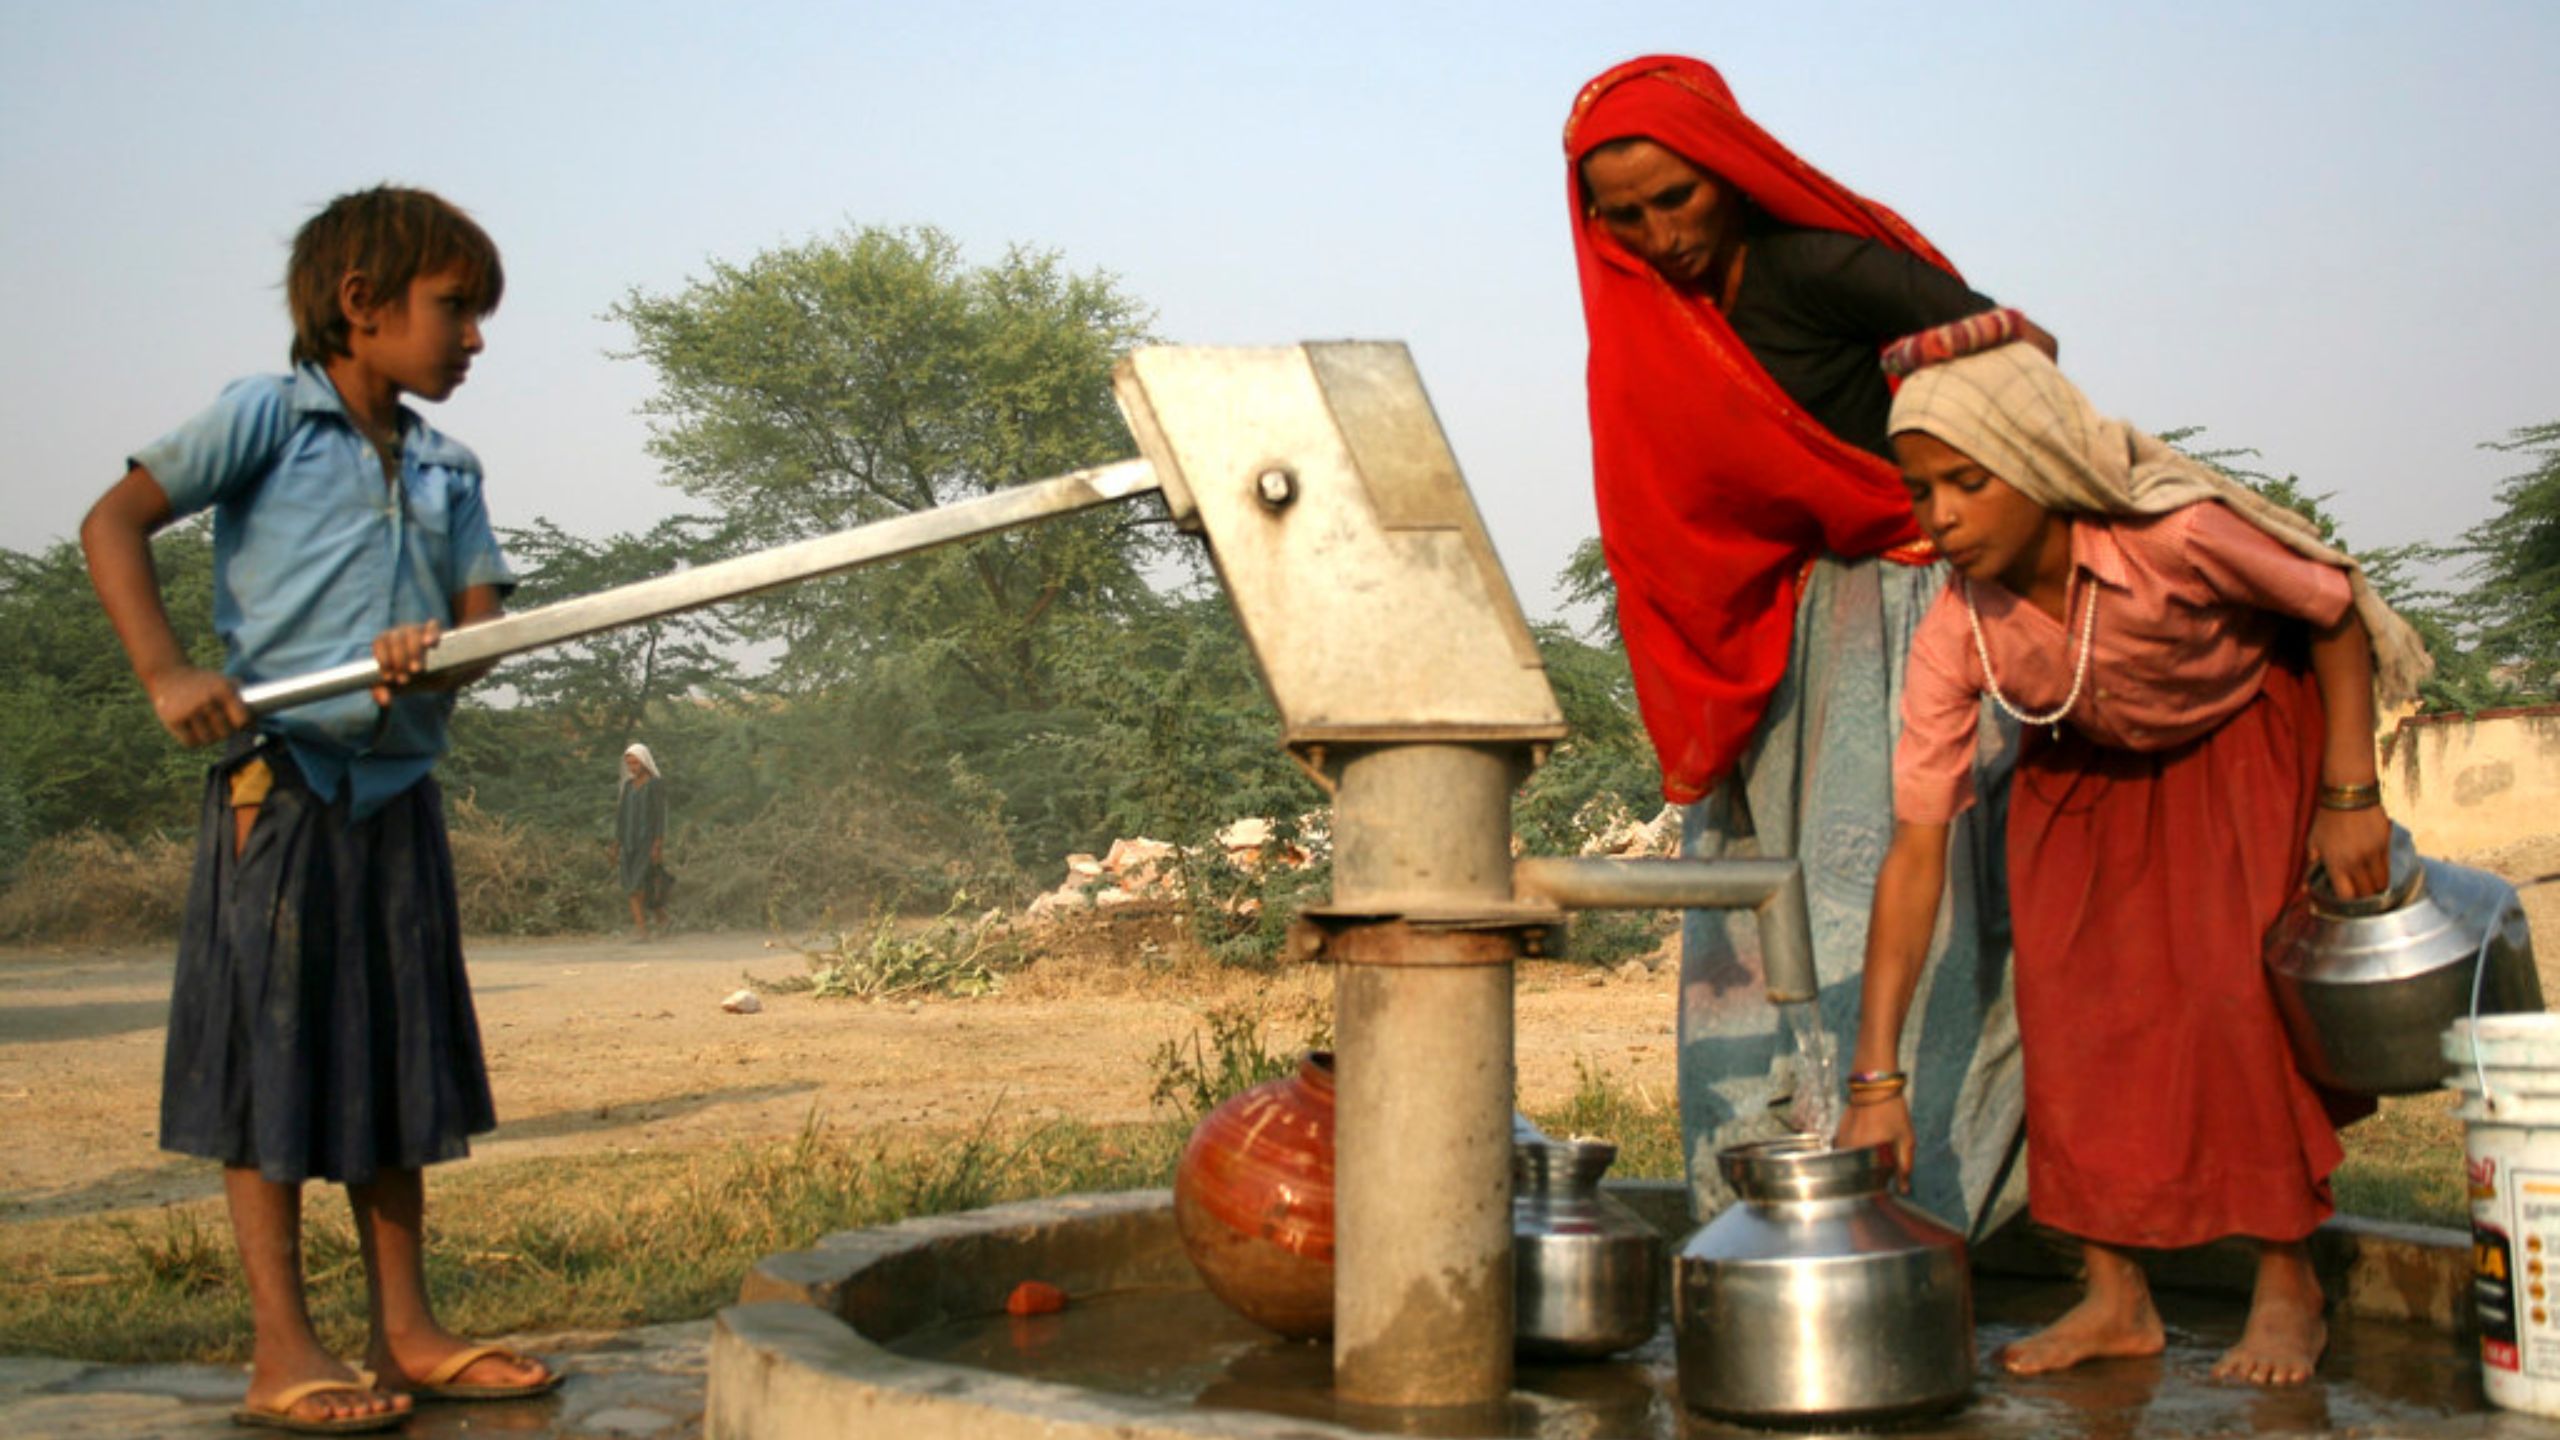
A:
[1173,1050,1335,1340]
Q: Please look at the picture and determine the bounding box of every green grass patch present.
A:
[1146,997,1331,1126]
[2,1057,2454,1366]
[2334,1090,2467,1230]
[1525,1059,1683,1180]
[1516,1060,2474,1233]
[0,1112,1185,1365]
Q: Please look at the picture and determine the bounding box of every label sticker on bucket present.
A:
[2487,1171,2560,1378]
[2478,1223,2520,1371]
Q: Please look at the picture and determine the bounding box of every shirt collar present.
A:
[2068,514,2133,593]
[286,363,476,472]
[289,361,366,424]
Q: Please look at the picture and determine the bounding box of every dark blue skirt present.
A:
[159,737,496,1185]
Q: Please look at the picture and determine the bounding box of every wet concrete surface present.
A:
[892,1277,2552,1438]
[7,1282,2554,1438]
[0,1322,707,1439]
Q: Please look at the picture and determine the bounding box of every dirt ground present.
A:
[0,911,1681,1223]
[8,834,2554,1229]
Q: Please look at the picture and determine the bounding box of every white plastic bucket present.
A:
[2451,1013,2560,1415]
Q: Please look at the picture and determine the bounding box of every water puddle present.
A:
[891,1276,2488,1437]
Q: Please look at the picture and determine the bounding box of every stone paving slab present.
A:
[0,1321,709,1440]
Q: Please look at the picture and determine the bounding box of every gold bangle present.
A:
[1847,1089,1907,1108]
[2318,781,2382,811]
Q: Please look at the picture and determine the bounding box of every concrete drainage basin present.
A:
[707,1186,2496,1439]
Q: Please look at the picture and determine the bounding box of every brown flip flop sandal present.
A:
[404,1343,564,1402]
[230,1377,409,1433]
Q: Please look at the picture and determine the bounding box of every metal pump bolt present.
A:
[1254,467,1297,510]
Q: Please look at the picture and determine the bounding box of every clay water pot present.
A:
[1174,1050,1335,1340]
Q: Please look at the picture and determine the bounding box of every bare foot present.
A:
[1998,1290,2167,1375]
[2212,1246,2326,1385]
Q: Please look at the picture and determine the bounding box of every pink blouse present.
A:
[1893,500,2352,824]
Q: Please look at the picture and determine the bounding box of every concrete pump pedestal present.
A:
[707,1187,2493,1440]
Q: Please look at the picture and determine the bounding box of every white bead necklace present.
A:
[1963,576,2099,740]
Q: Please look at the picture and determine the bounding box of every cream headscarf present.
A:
[623,743,661,781]
[1888,344,2432,708]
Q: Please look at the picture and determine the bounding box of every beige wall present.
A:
[2382,706,2560,857]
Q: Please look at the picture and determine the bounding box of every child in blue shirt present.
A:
[81,185,555,1433]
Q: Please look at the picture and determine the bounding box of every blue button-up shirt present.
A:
[133,364,515,816]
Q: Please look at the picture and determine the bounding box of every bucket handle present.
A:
[2469,894,2520,1113]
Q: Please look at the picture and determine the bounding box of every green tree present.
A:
[1514,620,1659,855]
[0,527,218,839]
[602,224,1186,880]
[494,514,739,742]
[2442,423,2560,702]
[1557,535,1620,643]
[609,225,1166,718]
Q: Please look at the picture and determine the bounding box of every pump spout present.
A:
[1510,856,1818,1003]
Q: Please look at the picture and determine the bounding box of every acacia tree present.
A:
[609,226,1166,727]
[495,513,738,742]
[2444,423,2560,701]
[602,225,1199,872]
[2189,424,2560,711]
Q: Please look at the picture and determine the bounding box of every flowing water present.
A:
[1775,997,1842,1141]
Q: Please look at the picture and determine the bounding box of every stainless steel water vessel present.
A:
[1675,1138,1971,1423]
[2265,824,2541,1096]
[1511,1135,1659,1359]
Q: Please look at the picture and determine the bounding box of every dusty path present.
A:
[0,914,1678,1222]
[15,834,2550,1227]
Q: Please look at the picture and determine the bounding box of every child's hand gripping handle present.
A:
[149,666,252,748]
[238,621,507,717]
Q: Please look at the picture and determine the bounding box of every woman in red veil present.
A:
[1565,55,2051,1231]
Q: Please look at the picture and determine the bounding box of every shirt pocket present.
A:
[403,468,457,540]
[394,469,466,615]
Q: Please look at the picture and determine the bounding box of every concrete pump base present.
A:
[706,1185,2478,1440]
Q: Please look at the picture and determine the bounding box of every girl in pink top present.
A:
[1837,338,2429,1387]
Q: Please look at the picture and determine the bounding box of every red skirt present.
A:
[2007,655,2361,1248]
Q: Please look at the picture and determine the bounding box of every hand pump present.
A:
[242,343,1821,1417]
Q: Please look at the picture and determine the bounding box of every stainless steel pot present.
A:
[1511,1135,1659,1359]
[1675,1138,1971,1424]
[2265,824,2541,1096]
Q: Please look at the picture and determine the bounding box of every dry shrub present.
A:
[678,780,1027,933]
[0,830,192,944]
[0,780,1038,944]
[445,798,615,935]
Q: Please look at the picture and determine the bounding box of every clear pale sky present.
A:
[5,1,2554,622]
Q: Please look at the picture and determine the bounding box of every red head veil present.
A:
[1566,56,1953,802]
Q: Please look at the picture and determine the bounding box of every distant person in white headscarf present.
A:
[614,743,668,941]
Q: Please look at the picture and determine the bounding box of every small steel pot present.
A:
[1512,1136,1660,1359]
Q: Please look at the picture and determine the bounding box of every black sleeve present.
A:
[1759,229,1995,345]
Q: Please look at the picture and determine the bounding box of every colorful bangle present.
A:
[2317,782,2382,811]
[1846,1070,1908,1106]
[1880,308,2031,379]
